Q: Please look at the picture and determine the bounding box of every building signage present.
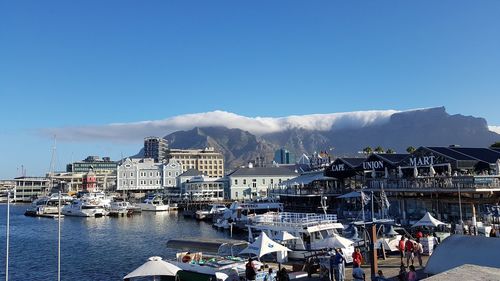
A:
[408,156,436,167]
[331,163,346,172]
[363,160,384,170]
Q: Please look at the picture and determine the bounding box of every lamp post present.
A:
[5,191,10,281]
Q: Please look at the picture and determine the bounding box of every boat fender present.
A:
[182,255,192,263]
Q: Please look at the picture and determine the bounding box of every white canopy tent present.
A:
[240,232,290,258]
[311,234,354,250]
[123,256,181,280]
[412,212,445,228]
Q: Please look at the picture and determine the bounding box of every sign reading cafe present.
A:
[331,163,346,172]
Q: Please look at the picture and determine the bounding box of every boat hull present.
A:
[139,204,169,212]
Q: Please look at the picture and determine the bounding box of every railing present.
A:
[250,212,338,228]
[366,175,500,190]
[268,187,342,196]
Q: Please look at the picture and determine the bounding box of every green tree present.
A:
[406,146,416,153]
[374,146,385,154]
[363,146,373,155]
[490,142,500,148]
[386,148,396,154]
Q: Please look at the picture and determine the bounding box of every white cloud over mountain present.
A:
[489,126,500,134]
[40,109,406,142]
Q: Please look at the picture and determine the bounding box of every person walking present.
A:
[334,248,346,281]
[245,258,257,281]
[398,236,406,264]
[405,238,414,267]
[432,233,440,250]
[264,268,275,281]
[352,263,365,281]
[352,247,363,268]
[407,265,417,281]
[414,238,423,267]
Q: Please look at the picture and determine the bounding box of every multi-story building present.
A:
[166,147,224,178]
[144,137,167,162]
[66,156,117,174]
[274,148,292,164]
[51,171,116,193]
[13,177,51,202]
[116,158,182,192]
[227,163,298,200]
[182,175,226,201]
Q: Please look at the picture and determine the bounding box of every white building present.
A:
[227,164,298,200]
[182,175,226,201]
[117,158,182,192]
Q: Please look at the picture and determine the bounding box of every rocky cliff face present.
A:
[135,107,499,169]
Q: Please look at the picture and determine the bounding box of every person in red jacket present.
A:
[398,236,405,264]
[352,247,363,268]
[405,239,414,267]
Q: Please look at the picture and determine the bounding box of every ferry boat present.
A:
[195,204,228,220]
[61,198,107,217]
[138,195,169,211]
[246,212,354,261]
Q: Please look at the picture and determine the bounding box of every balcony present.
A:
[365,175,500,192]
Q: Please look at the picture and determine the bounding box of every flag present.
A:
[360,191,370,206]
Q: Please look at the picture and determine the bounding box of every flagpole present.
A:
[5,191,10,281]
[58,191,61,281]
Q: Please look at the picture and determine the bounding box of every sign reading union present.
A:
[409,156,436,167]
[363,160,384,170]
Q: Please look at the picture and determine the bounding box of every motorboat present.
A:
[61,198,107,217]
[79,191,112,208]
[139,195,169,211]
[108,201,132,217]
[25,195,73,216]
[246,212,354,261]
[195,204,228,220]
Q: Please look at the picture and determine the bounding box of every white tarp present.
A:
[311,234,354,250]
[281,171,334,186]
[412,212,445,227]
[240,232,290,258]
[123,256,181,280]
[337,191,364,199]
[425,235,500,275]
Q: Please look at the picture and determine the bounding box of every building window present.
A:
[130,180,133,185]
[279,179,282,184]
[234,179,238,185]
[235,192,238,198]
[168,172,172,177]
[262,179,265,184]
[150,180,153,185]
[271,179,274,184]
[243,179,246,185]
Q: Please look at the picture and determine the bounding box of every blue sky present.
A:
[1,0,499,178]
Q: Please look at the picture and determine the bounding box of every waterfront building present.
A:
[144,136,167,162]
[181,175,226,201]
[116,158,182,192]
[66,156,117,174]
[50,171,116,193]
[166,147,224,178]
[13,177,50,202]
[177,169,206,187]
[0,180,15,202]
[227,163,298,200]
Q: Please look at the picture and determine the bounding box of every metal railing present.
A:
[249,212,338,228]
[366,175,500,190]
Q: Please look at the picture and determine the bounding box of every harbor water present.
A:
[0,204,237,281]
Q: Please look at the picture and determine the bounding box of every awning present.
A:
[281,171,334,186]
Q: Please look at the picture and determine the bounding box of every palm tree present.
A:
[363,146,373,155]
[490,142,500,149]
[386,148,396,154]
[406,146,416,153]
[374,146,385,154]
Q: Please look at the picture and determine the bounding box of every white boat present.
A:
[139,195,169,212]
[195,204,228,220]
[25,194,73,216]
[246,212,354,261]
[61,199,107,217]
[108,201,132,217]
[80,191,112,208]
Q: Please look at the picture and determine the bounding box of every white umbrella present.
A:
[312,234,354,250]
[371,168,376,179]
[429,164,436,177]
[123,256,181,280]
[384,167,389,179]
[447,163,452,175]
[496,160,500,176]
[274,231,298,242]
[240,232,290,258]
[412,212,446,228]
[413,163,419,178]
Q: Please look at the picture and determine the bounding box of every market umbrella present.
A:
[123,256,181,280]
[312,234,354,250]
[412,212,446,228]
[384,167,389,179]
[413,163,419,178]
[274,231,298,242]
[429,164,436,177]
[371,168,376,179]
[240,232,291,258]
[496,160,500,176]
[447,163,452,175]
[398,166,403,178]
